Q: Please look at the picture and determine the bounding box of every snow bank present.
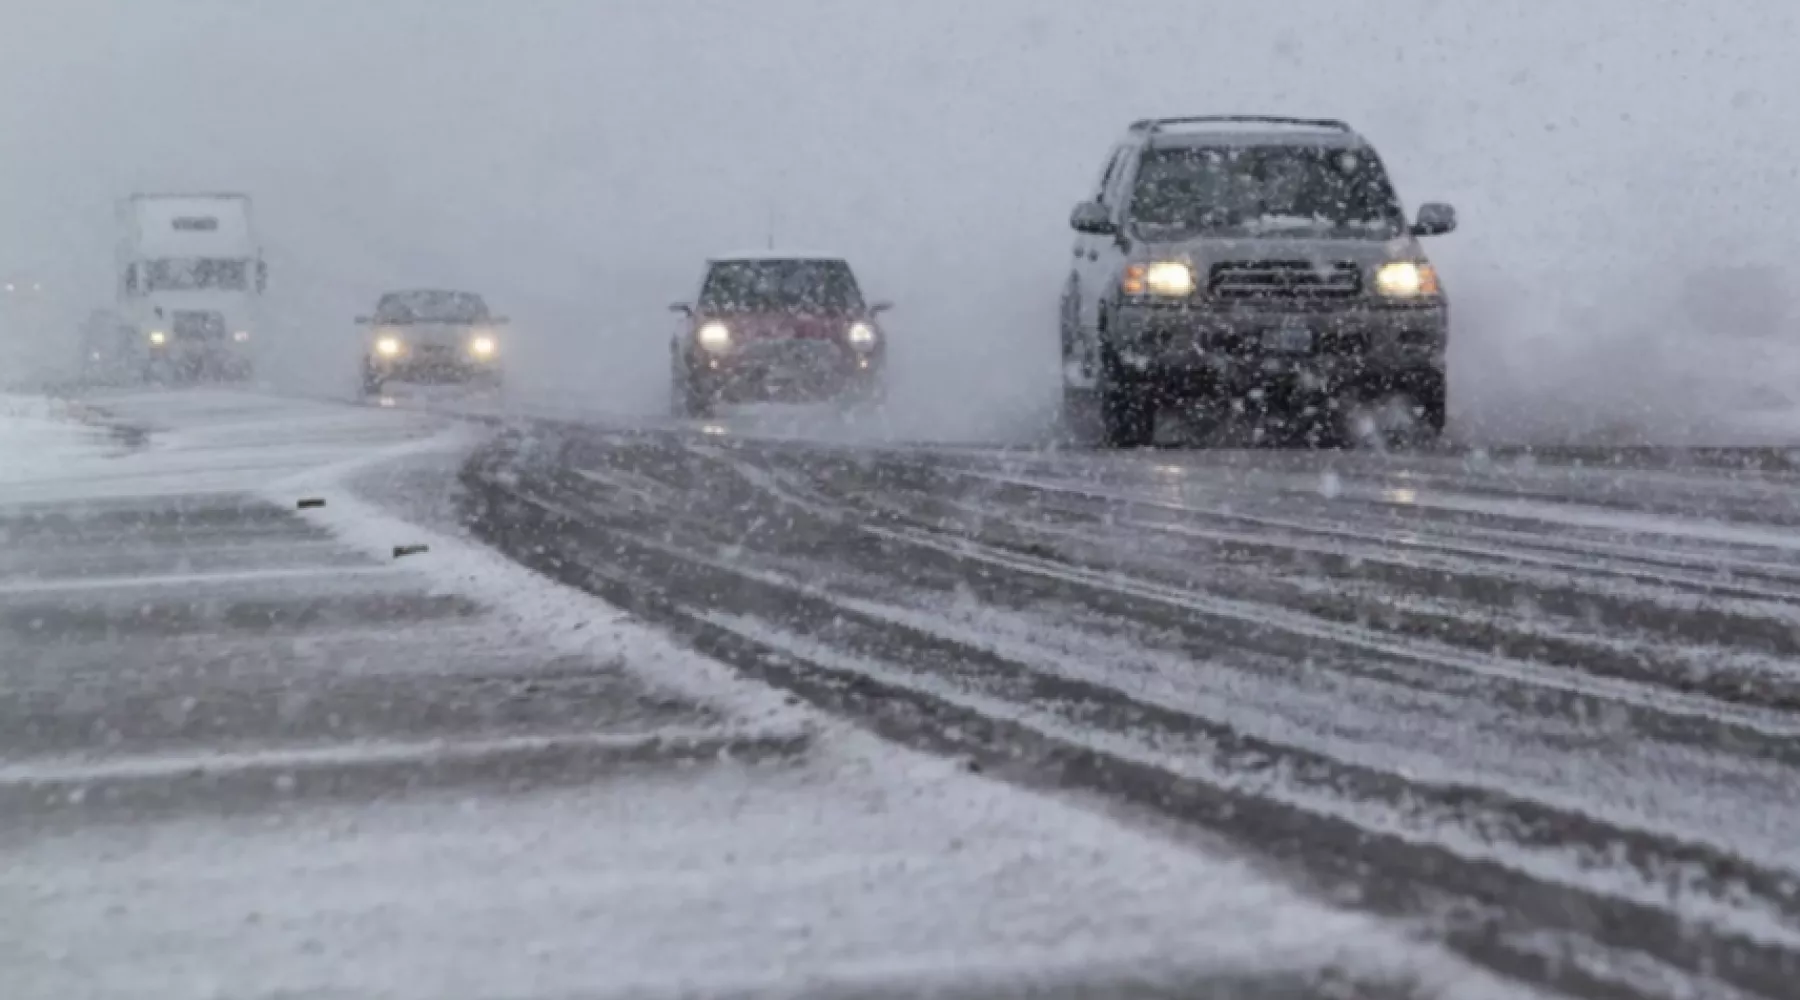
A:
[0,388,439,505]
[260,425,808,730]
[0,394,114,486]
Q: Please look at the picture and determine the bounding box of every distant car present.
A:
[357,289,507,395]
[1060,115,1457,448]
[669,254,889,417]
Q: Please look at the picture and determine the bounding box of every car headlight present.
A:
[846,322,877,350]
[375,336,403,357]
[469,335,497,358]
[696,321,731,352]
[1374,260,1440,298]
[233,330,251,343]
[1123,261,1195,297]
[147,330,167,346]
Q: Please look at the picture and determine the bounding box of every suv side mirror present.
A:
[669,302,692,315]
[1411,203,1457,237]
[869,301,893,315]
[256,260,268,292]
[1070,201,1116,235]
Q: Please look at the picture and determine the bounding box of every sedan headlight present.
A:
[375,335,403,357]
[846,322,877,350]
[696,321,731,352]
[1123,261,1196,298]
[1374,260,1441,298]
[469,335,497,358]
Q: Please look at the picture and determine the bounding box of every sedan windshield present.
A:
[1128,144,1406,238]
[375,290,490,323]
[699,259,864,313]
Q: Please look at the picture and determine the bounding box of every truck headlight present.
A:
[469,335,497,358]
[1374,260,1440,298]
[375,336,403,357]
[1123,261,1195,297]
[846,322,877,350]
[696,321,731,352]
[148,330,167,346]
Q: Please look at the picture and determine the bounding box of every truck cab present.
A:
[118,193,266,382]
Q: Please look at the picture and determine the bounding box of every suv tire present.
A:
[1385,369,1446,448]
[1416,371,1447,439]
[1097,348,1155,448]
[671,366,715,419]
[1059,387,1102,446]
[1340,371,1446,450]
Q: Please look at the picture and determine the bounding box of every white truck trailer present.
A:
[117,192,265,381]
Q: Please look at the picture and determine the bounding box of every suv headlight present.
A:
[696,321,731,352]
[1123,261,1196,297]
[469,335,497,357]
[375,335,403,357]
[846,322,877,350]
[1374,260,1441,298]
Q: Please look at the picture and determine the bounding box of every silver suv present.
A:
[1059,115,1457,447]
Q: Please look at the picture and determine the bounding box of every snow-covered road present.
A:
[458,400,1800,1000]
[0,389,1514,1000]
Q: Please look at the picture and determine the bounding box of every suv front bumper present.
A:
[685,340,883,402]
[368,353,502,384]
[1103,299,1446,397]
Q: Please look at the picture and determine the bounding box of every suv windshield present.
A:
[1128,144,1406,238]
[375,290,489,324]
[699,259,864,313]
[143,258,249,292]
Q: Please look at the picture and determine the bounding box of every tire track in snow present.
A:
[862,460,1800,706]
[741,454,1800,740]
[460,428,1800,1000]
[933,464,1800,607]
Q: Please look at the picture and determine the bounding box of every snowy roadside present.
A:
[259,420,810,732]
[0,388,1540,1000]
[0,393,119,482]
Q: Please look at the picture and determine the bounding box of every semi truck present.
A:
[117,193,266,382]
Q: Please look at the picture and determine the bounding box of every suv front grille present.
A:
[1208,260,1361,301]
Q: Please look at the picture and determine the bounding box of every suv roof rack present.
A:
[1128,115,1354,135]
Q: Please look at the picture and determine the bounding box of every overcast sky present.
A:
[3,1,1796,440]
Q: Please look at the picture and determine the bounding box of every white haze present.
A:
[2,1,1797,444]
